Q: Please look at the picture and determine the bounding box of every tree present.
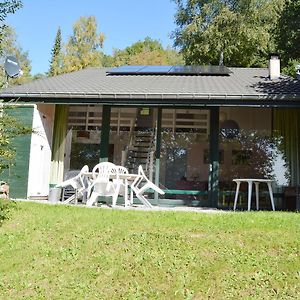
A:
[112,37,184,66]
[172,0,284,67]
[276,0,300,76]
[277,0,300,62]
[281,59,300,78]
[0,105,32,173]
[48,27,62,76]
[61,16,105,73]
[0,1,32,174]
[0,0,22,22]
[0,0,22,54]
[0,25,32,86]
[0,1,30,85]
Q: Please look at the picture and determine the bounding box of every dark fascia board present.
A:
[4,97,300,108]
[1,93,300,107]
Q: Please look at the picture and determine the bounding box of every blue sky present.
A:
[6,0,177,75]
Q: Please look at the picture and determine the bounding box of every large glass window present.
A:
[65,105,102,172]
[65,106,155,176]
[218,107,289,210]
[64,105,300,209]
[160,109,210,204]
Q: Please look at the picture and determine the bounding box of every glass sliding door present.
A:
[159,108,210,205]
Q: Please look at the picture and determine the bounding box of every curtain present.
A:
[273,108,300,186]
[50,105,68,185]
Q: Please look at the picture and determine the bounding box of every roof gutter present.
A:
[1,92,300,107]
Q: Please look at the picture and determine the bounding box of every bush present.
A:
[0,198,15,225]
[282,59,300,78]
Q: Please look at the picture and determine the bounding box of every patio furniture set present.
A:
[55,162,165,208]
[54,162,275,211]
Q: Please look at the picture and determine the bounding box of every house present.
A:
[1,58,300,209]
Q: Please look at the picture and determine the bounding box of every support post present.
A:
[296,125,300,211]
[100,105,111,162]
[154,108,162,205]
[208,107,219,207]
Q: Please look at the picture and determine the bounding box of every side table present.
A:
[233,179,275,211]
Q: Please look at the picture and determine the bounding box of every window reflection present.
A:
[219,107,290,210]
[160,109,210,203]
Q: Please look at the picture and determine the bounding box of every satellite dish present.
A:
[4,56,22,78]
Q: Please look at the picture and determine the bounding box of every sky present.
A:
[6,0,178,75]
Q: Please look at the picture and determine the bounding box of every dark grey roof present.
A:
[1,67,300,106]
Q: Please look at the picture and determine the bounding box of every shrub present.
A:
[0,198,15,225]
[282,59,300,78]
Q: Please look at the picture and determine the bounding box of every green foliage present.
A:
[0,105,32,172]
[60,16,105,73]
[101,53,115,67]
[276,0,300,65]
[0,0,22,54]
[172,0,284,67]
[0,0,22,22]
[282,59,300,78]
[0,202,299,299]
[0,25,32,86]
[0,198,15,225]
[0,1,30,85]
[49,18,183,74]
[48,27,62,76]
[32,73,46,80]
[112,37,184,66]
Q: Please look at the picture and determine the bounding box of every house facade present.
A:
[1,62,300,209]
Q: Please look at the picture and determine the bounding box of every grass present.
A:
[0,202,299,299]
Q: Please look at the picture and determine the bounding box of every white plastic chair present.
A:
[86,162,119,207]
[92,162,116,180]
[56,165,90,204]
[131,165,165,208]
[113,166,130,207]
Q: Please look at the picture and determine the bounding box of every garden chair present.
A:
[86,162,120,207]
[56,165,90,204]
[130,165,165,208]
[112,165,130,207]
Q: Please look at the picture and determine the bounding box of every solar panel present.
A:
[139,66,173,74]
[107,65,145,74]
[170,65,232,75]
[170,66,201,74]
[107,65,232,76]
[107,65,173,75]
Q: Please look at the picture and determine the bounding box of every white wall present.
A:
[27,104,54,198]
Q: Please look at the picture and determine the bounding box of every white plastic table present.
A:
[83,172,141,207]
[232,179,275,211]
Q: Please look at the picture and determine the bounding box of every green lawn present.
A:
[0,202,299,299]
